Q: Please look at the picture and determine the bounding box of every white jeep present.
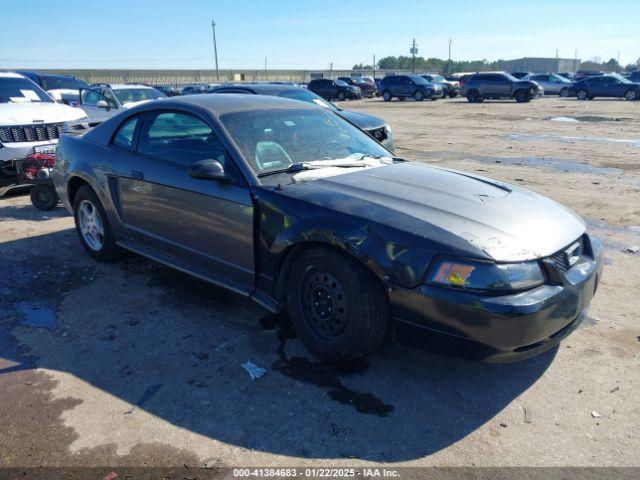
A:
[0,72,87,194]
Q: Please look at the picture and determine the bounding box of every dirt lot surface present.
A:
[1,96,639,469]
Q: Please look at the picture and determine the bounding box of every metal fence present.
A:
[6,68,417,87]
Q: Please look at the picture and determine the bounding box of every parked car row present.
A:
[457,70,640,103]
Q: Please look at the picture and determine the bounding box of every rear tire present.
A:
[576,89,588,101]
[466,89,481,103]
[382,90,392,101]
[286,247,389,363]
[30,184,58,211]
[72,185,122,262]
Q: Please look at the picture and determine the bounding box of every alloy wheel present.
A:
[78,200,105,251]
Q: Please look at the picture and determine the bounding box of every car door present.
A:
[493,74,512,96]
[532,75,552,93]
[397,76,409,96]
[586,77,604,96]
[327,80,339,99]
[115,109,255,294]
[602,77,624,97]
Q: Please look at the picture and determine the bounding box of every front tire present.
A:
[413,90,424,101]
[382,90,392,101]
[73,185,121,262]
[515,90,531,103]
[30,184,58,211]
[337,91,346,101]
[559,87,569,97]
[286,247,389,362]
[576,89,588,101]
[625,89,637,101]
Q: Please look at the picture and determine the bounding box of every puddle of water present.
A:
[548,116,629,123]
[19,302,57,330]
[471,155,620,175]
[508,133,640,147]
[549,116,579,123]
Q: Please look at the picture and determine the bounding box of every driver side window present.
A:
[137,111,226,167]
[81,89,101,106]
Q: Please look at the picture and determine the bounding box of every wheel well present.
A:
[67,176,91,206]
[273,241,388,304]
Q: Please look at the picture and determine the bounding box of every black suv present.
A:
[338,77,377,97]
[307,79,361,101]
[379,75,440,101]
[460,72,543,103]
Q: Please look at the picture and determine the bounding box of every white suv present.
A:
[0,72,87,163]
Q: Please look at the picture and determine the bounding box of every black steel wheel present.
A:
[300,268,348,339]
[287,247,389,362]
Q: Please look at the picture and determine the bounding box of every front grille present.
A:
[369,126,388,142]
[0,123,63,143]
[548,236,586,272]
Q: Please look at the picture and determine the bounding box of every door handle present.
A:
[131,170,144,180]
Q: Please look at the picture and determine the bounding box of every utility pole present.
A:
[329,62,333,78]
[448,38,452,74]
[555,48,559,59]
[211,20,220,81]
[373,54,376,80]
[410,38,418,74]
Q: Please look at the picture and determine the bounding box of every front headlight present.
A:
[384,124,392,133]
[428,257,545,292]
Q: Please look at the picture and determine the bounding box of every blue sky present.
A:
[1,0,638,69]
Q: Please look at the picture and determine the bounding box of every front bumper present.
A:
[390,243,604,362]
[0,139,59,162]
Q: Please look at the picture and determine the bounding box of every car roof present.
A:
[85,94,321,147]
[16,71,75,79]
[109,84,155,90]
[215,83,303,95]
[121,93,316,120]
[0,72,26,79]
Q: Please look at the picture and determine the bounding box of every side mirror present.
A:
[188,159,231,182]
[96,100,110,109]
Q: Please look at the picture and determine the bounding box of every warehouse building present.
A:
[498,57,581,73]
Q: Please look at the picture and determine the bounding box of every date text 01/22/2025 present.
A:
[232,468,400,477]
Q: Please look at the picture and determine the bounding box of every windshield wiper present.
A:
[257,160,371,178]
[257,163,315,178]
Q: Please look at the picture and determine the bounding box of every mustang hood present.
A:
[338,110,386,130]
[280,162,585,262]
[0,101,87,125]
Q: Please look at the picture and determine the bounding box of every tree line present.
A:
[353,56,639,74]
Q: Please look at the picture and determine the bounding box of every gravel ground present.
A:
[0,96,638,469]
